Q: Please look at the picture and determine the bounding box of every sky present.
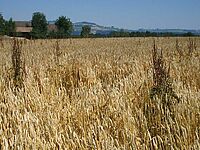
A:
[0,0,200,30]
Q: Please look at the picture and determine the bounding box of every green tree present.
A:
[4,18,15,36]
[0,14,5,35]
[81,25,91,38]
[31,12,48,39]
[183,32,194,37]
[55,16,73,38]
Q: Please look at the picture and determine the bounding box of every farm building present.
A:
[15,21,57,38]
[15,21,32,38]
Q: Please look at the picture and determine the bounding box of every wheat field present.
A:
[0,37,199,149]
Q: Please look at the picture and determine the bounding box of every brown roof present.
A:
[16,27,32,33]
[15,21,32,27]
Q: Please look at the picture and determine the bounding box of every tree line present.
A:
[31,12,74,39]
[0,14,15,36]
[108,30,196,38]
[0,12,91,39]
[33,12,92,38]
[0,12,198,39]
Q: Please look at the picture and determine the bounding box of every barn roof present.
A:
[15,21,32,27]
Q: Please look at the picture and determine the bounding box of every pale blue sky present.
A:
[0,0,200,29]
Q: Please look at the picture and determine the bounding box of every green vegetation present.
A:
[109,30,196,38]
[4,18,15,36]
[0,14,5,35]
[31,12,48,39]
[55,16,73,38]
[0,14,15,36]
[81,25,91,38]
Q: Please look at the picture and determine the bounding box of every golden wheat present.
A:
[0,37,199,149]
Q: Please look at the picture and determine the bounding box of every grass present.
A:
[0,37,199,149]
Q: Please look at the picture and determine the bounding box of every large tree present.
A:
[0,15,15,36]
[4,18,15,36]
[81,25,91,38]
[0,14,5,35]
[55,16,73,38]
[31,12,48,39]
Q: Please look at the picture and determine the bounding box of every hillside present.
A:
[50,21,200,35]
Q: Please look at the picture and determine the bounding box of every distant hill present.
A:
[48,21,132,35]
[72,21,134,35]
[48,21,200,35]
